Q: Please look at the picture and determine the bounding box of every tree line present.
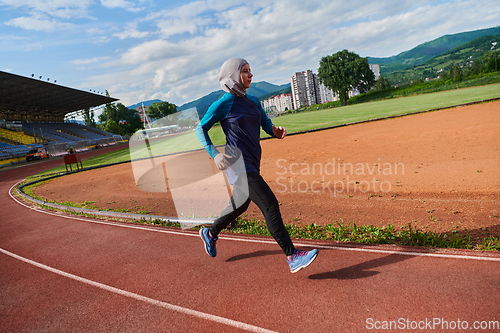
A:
[438,49,499,83]
[83,94,179,136]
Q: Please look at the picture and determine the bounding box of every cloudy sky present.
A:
[1,0,499,108]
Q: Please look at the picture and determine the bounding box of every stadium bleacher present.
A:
[0,71,121,165]
[0,141,43,160]
[0,120,120,163]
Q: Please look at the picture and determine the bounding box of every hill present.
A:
[257,83,291,101]
[384,33,500,85]
[369,26,500,75]
[127,99,163,110]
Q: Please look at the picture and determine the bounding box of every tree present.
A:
[97,99,143,135]
[147,101,177,120]
[374,76,391,91]
[469,59,481,76]
[104,119,123,135]
[98,91,118,125]
[483,50,499,72]
[317,50,375,105]
[82,107,96,128]
[99,90,119,124]
[116,104,143,135]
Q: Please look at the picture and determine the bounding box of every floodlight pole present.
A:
[141,103,151,129]
[492,42,497,75]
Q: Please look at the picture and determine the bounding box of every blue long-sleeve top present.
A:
[196,93,276,173]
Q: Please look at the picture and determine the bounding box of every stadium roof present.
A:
[0,70,118,122]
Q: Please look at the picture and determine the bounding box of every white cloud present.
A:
[5,16,74,32]
[72,56,110,65]
[86,28,106,35]
[154,0,241,21]
[117,39,189,65]
[113,22,150,39]
[100,0,144,12]
[0,0,93,19]
[84,28,112,44]
[156,17,212,38]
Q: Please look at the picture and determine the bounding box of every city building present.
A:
[318,82,338,103]
[291,70,338,109]
[369,64,380,80]
[291,70,321,109]
[261,93,294,116]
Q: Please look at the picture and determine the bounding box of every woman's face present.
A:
[240,63,253,89]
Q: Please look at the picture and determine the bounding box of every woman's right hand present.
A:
[214,153,232,170]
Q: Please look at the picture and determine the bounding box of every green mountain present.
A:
[248,82,290,97]
[369,26,500,75]
[127,99,163,110]
[384,33,500,85]
[177,90,225,116]
[178,81,290,118]
[258,84,292,101]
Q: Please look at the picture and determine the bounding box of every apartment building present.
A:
[291,70,340,108]
[369,64,380,80]
[291,70,320,108]
[318,82,338,103]
[261,93,294,116]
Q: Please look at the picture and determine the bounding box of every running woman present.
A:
[196,57,318,273]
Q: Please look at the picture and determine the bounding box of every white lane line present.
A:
[10,182,500,262]
[0,247,278,333]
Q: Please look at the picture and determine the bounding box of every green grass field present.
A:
[269,83,500,133]
[36,83,499,175]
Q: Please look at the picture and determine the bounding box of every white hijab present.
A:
[218,58,248,97]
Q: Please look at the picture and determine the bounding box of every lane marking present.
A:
[9,182,500,262]
[0,247,278,333]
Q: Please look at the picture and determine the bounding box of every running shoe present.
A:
[287,249,318,273]
[200,228,218,257]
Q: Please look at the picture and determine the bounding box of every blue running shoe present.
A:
[200,228,218,257]
[288,249,318,273]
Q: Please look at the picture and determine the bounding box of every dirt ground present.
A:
[34,101,500,239]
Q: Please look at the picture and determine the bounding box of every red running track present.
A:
[1,145,500,332]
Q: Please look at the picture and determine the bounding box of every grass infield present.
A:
[269,83,500,133]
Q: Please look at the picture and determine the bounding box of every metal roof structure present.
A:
[0,70,118,122]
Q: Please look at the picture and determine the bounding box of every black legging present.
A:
[209,172,295,256]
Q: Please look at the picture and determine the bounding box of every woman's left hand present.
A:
[272,125,287,139]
